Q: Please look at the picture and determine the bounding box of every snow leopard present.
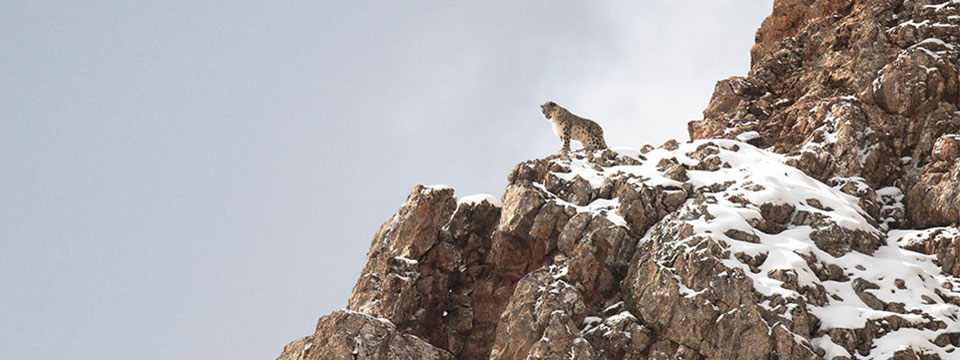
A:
[540,101,608,156]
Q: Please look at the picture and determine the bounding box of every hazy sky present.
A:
[1,1,771,359]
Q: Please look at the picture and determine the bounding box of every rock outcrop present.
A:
[688,0,959,228]
[277,310,455,360]
[279,0,959,359]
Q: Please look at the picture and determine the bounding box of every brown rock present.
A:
[873,47,949,116]
[582,310,653,359]
[277,336,312,360]
[281,1,960,359]
[690,0,960,228]
[275,310,455,360]
[489,266,588,360]
[932,135,960,162]
[852,278,885,311]
[346,186,458,341]
[907,160,960,227]
[895,227,960,277]
[498,185,545,238]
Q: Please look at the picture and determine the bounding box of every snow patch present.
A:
[458,193,502,207]
[736,131,761,142]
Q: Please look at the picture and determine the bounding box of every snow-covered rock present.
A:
[280,141,960,359]
[279,0,960,359]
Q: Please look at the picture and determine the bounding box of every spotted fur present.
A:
[540,101,608,155]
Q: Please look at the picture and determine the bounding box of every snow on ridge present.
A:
[458,193,502,207]
[662,142,959,358]
[559,139,874,233]
[890,227,960,250]
[532,182,628,228]
[923,1,953,10]
[541,140,882,249]
[423,184,452,191]
[539,139,960,358]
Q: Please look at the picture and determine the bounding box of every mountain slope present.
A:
[278,0,959,359]
[280,140,959,359]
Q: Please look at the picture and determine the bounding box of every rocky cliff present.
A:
[279,0,959,359]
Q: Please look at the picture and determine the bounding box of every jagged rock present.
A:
[335,185,508,359]
[907,158,960,227]
[873,46,950,116]
[279,310,454,360]
[489,266,590,360]
[277,336,312,360]
[893,227,960,277]
[282,141,960,359]
[689,0,960,228]
[280,1,960,359]
[582,306,654,359]
[345,185,461,349]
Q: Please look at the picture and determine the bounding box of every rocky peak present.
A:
[279,1,959,359]
[688,0,958,228]
[280,142,960,359]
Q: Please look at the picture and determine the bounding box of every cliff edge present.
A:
[279,0,959,359]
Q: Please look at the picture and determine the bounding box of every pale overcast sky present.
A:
[0,1,770,359]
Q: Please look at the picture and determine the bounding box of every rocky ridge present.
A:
[281,142,960,359]
[279,0,959,359]
[688,0,959,228]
